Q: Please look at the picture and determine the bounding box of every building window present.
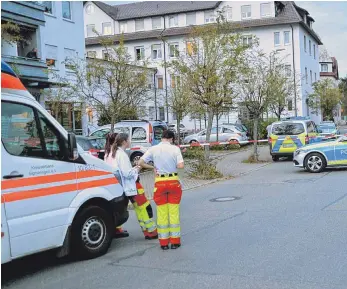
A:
[313,44,316,59]
[169,43,179,58]
[38,1,53,14]
[274,32,280,46]
[85,3,94,15]
[64,48,76,70]
[159,107,165,121]
[310,70,312,84]
[204,11,216,23]
[86,24,95,37]
[304,35,307,52]
[152,17,161,29]
[315,72,317,82]
[224,6,232,21]
[321,64,328,72]
[241,5,252,19]
[87,51,96,58]
[309,40,312,56]
[102,22,112,35]
[119,21,127,33]
[305,67,308,84]
[186,12,196,25]
[284,31,290,45]
[288,99,293,111]
[45,44,58,68]
[135,46,145,60]
[169,15,178,27]
[149,107,156,120]
[102,50,109,61]
[135,19,144,31]
[260,3,271,17]
[171,75,180,88]
[157,76,163,89]
[62,1,72,20]
[285,65,291,77]
[152,44,162,60]
[242,36,253,46]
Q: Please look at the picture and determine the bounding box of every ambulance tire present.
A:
[71,206,113,260]
[304,152,327,173]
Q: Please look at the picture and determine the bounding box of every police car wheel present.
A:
[71,206,113,260]
[272,155,279,162]
[304,153,326,173]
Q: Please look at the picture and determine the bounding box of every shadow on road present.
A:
[1,250,72,286]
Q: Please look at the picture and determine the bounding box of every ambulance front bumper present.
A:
[293,150,308,168]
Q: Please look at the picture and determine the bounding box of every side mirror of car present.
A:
[68,133,78,160]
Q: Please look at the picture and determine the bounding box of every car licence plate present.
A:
[283,143,294,148]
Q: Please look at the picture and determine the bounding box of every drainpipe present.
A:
[154,68,158,119]
[290,24,298,117]
[160,18,169,123]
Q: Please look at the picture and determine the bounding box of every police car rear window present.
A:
[272,123,305,136]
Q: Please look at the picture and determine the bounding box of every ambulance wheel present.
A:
[304,153,326,173]
[272,155,279,162]
[131,152,143,166]
[71,206,113,260]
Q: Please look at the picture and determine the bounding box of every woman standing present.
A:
[105,133,158,240]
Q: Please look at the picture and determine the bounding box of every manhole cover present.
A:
[210,196,240,202]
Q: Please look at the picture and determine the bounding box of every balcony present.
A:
[2,55,49,86]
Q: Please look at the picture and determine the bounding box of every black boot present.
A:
[145,235,158,240]
[114,230,129,239]
[161,245,169,250]
[171,244,181,249]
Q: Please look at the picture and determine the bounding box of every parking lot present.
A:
[3,149,346,289]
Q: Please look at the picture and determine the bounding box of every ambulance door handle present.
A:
[3,173,24,179]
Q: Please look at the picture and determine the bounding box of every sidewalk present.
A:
[139,145,272,199]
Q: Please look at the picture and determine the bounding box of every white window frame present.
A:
[135,19,144,31]
[62,1,72,21]
[225,6,232,21]
[157,75,164,89]
[135,46,145,60]
[242,35,253,46]
[274,32,280,46]
[241,5,252,19]
[152,17,162,29]
[152,44,162,60]
[186,12,196,26]
[260,3,271,17]
[119,21,127,33]
[45,44,58,69]
[321,64,328,72]
[87,51,96,58]
[169,15,178,27]
[85,3,94,15]
[284,31,290,45]
[38,1,54,15]
[102,22,112,35]
[169,43,179,58]
[204,11,216,23]
[64,48,76,71]
[86,24,95,38]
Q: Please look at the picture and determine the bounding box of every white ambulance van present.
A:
[1,61,128,263]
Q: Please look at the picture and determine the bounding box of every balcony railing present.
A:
[1,55,48,81]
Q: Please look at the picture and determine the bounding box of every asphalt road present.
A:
[2,160,347,289]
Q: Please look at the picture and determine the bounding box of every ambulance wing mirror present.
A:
[68,132,78,160]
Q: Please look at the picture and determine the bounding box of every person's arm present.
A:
[139,149,155,170]
[116,151,139,179]
[176,147,184,169]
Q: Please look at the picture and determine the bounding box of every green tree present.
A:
[308,78,343,121]
[169,17,250,160]
[339,77,347,119]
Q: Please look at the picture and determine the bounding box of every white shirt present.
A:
[104,148,138,196]
[141,141,184,174]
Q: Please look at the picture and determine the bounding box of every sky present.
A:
[106,1,347,78]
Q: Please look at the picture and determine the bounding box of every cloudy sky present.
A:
[107,1,347,78]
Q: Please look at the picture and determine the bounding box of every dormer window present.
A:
[204,11,216,23]
[169,15,178,27]
[260,3,271,17]
[321,64,328,72]
[135,19,144,31]
[241,5,252,19]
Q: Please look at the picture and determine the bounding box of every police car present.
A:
[293,135,347,173]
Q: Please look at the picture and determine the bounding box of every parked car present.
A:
[89,120,168,165]
[168,123,189,137]
[222,123,249,137]
[317,122,340,136]
[184,125,248,145]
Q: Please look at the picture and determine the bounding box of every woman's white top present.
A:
[104,148,138,196]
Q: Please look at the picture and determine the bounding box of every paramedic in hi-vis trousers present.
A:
[139,130,184,250]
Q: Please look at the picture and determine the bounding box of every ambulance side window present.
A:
[1,101,43,158]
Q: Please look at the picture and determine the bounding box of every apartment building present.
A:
[84,1,323,128]
[1,1,87,135]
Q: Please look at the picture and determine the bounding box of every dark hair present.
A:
[111,133,129,158]
[162,129,175,141]
[105,132,118,158]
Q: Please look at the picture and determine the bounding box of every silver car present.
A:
[184,126,248,145]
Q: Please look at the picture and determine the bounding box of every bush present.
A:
[189,150,223,180]
[182,146,204,159]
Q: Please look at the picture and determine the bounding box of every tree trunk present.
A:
[253,117,259,161]
[110,115,115,133]
[177,116,181,145]
[216,112,219,142]
[204,109,214,161]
